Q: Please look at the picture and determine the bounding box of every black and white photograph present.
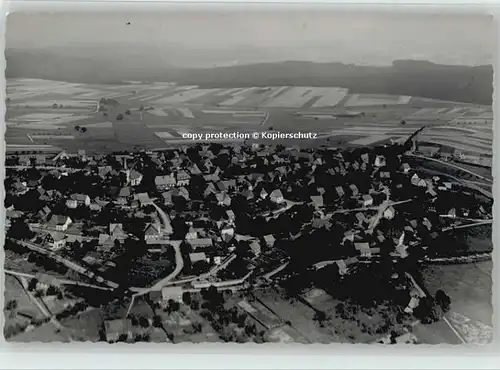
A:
[3,8,494,345]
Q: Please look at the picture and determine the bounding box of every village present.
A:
[4,139,493,343]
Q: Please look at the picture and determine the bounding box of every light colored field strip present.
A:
[155,132,175,138]
[348,135,392,145]
[219,95,247,106]
[177,108,195,119]
[311,88,348,108]
[31,135,75,139]
[214,87,245,96]
[153,88,219,104]
[148,109,169,117]
[232,87,259,96]
[264,86,318,108]
[264,86,290,99]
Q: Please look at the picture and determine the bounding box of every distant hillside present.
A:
[6,48,493,105]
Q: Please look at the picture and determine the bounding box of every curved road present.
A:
[405,154,493,183]
[125,201,184,316]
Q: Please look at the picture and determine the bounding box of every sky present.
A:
[6,11,495,66]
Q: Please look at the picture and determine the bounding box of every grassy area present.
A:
[3,275,45,338]
[420,261,492,326]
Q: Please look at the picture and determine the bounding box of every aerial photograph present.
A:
[3,10,494,344]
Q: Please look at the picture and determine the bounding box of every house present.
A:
[335,186,345,198]
[355,212,367,225]
[176,170,191,186]
[361,194,373,207]
[38,206,52,220]
[226,210,236,223]
[379,171,391,179]
[161,286,183,302]
[44,232,66,250]
[336,260,348,275]
[259,188,268,199]
[426,187,438,197]
[249,240,262,257]
[374,155,386,167]
[98,234,115,249]
[189,252,208,264]
[136,193,152,206]
[310,195,324,208]
[422,218,433,230]
[349,184,359,197]
[66,199,78,209]
[69,194,90,207]
[213,256,222,265]
[343,230,356,243]
[104,319,133,343]
[401,163,411,174]
[155,174,176,190]
[215,192,231,207]
[410,174,427,187]
[89,203,103,212]
[383,206,395,220]
[404,297,420,314]
[110,223,127,240]
[221,225,235,237]
[118,186,131,199]
[46,215,72,231]
[144,223,162,241]
[270,189,285,204]
[264,234,276,247]
[394,244,409,259]
[448,208,457,218]
[129,170,143,186]
[188,238,213,249]
[185,227,198,240]
[354,242,372,257]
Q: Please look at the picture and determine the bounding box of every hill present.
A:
[6,48,493,105]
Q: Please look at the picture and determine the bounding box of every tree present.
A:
[190,300,200,311]
[152,315,163,328]
[46,286,60,296]
[7,219,35,240]
[116,114,124,121]
[28,278,38,291]
[182,292,192,305]
[52,103,58,109]
[5,300,17,310]
[80,127,87,133]
[435,290,451,312]
[125,109,131,115]
[139,316,149,328]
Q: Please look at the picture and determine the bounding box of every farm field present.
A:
[5,78,492,157]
